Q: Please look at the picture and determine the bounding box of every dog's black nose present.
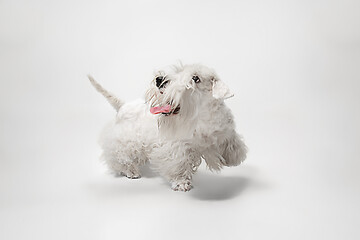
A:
[156,76,163,88]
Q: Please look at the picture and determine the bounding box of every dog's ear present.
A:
[212,78,234,99]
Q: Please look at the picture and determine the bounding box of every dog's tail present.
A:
[88,75,124,111]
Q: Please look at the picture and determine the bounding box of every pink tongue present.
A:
[150,105,171,114]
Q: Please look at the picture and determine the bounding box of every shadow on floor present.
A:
[190,172,258,201]
[87,164,265,201]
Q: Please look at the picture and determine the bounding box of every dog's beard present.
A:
[157,91,200,140]
[145,87,162,107]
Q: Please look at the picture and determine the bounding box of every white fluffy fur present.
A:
[90,63,247,191]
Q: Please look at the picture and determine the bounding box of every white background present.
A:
[1,0,360,239]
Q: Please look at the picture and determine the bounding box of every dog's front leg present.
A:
[220,132,247,167]
[169,149,200,192]
[150,143,201,192]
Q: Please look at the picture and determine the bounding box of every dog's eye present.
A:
[160,80,169,88]
[155,76,164,87]
[192,75,200,83]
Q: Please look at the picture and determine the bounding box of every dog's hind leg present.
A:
[107,161,141,179]
[101,147,146,179]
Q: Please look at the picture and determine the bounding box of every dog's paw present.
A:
[121,169,141,179]
[171,180,193,192]
[126,173,141,179]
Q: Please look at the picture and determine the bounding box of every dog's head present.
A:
[145,63,233,139]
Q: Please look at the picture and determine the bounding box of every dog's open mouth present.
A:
[150,105,180,116]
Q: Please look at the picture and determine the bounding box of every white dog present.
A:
[89,63,247,191]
